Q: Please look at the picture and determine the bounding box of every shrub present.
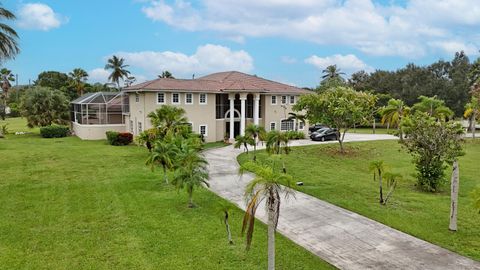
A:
[285,130,305,140]
[40,125,69,138]
[106,131,133,146]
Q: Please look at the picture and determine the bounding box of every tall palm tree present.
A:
[287,112,306,131]
[321,65,345,81]
[68,68,88,96]
[172,140,209,207]
[147,105,188,136]
[104,55,130,89]
[158,71,174,79]
[464,96,479,139]
[380,98,410,140]
[245,124,266,161]
[146,138,177,184]
[0,4,19,61]
[412,95,453,120]
[240,161,294,270]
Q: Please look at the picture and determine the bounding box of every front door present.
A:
[226,122,241,138]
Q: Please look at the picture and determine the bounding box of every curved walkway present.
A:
[204,133,480,270]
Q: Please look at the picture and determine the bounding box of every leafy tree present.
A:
[240,160,294,270]
[158,71,174,78]
[348,70,370,91]
[401,112,464,192]
[172,139,209,208]
[146,137,177,184]
[68,68,88,96]
[380,98,410,139]
[369,160,386,204]
[19,87,69,127]
[464,96,479,139]
[35,71,69,89]
[0,68,14,119]
[234,134,254,154]
[0,4,19,61]
[147,105,188,137]
[245,124,266,161]
[412,96,454,120]
[294,87,377,153]
[105,55,130,89]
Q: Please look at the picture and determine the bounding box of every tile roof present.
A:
[124,71,311,94]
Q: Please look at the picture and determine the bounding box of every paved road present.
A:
[204,133,480,270]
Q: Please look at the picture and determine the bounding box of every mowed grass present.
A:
[238,140,480,260]
[0,118,333,270]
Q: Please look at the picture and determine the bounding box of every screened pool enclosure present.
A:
[71,92,128,125]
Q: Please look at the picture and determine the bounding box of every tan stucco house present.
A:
[71,71,311,142]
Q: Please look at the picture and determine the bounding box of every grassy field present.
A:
[0,118,333,270]
[238,140,480,261]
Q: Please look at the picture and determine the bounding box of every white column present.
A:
[229,93,235,142]
[240,93,247,136]
[253,93,260,126]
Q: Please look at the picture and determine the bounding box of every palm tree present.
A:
[287,112,306,131]
[136,128,158,152]
[218,203,234,244]
[158,71,174,79]
[265,131,290,173]
[147,105,188,136]
[146,138,177,184]
[172,140,209,207]
[104,55,130,89]
[0,4,19,61]
[245,124,266,161]
[412,95,453,120]
[321,65,345,81]
[380,98,410,140]
[369,160,386,204]
[234,134,254,153]
[464,97,479,139]
[68,68,88,96]
[0,68,14,119]
[240,161,294,270]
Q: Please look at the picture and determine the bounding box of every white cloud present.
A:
[114,44,253,78]
[17,3,65,31]
[140,0,480,58]
[281,56,297,64]
[305,54,372,73]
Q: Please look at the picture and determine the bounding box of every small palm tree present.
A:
[68,68,88,96]
[105,55,130,89]
[146,138,177,184]
[240,161,294,270]
[321,65,345,81]
[381,98,410,140]
[158,71,174,78]
[0,4,19,61]
[172,140,209,207]
[412,95,453,120]
[136,128,158,152]
[147,105,188,136]
[369,160,386,204]
[382,172,401,205]
[464,97,479,139]
[234,135,254,153]
[287,112,306,131]
[218,203,234,244]
[245,124,266,161]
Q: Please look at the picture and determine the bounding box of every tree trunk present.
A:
[449,160,459,231]
[188,189,194,208]
[378,169,384,204]
[163,166,169,184]
[224,213,233,244]
[373,118,376,134]
[253,143,257,161]
[472,114,476,139]
[267,204,276,270]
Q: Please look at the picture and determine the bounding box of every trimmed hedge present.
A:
[285,130,306,140]
[106,131,133,146]
[40,125,70,138]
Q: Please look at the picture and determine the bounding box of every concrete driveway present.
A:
[204,133,480,270]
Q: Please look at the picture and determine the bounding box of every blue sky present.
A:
[3,0,480,87]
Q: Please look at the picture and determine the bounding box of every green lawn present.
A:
[238,140,480,261]
[0,118,333,270]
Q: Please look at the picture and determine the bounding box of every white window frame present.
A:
[290,95,295,104]
[138,121,143,134]
[271,95,277,105]
[270,122,276,131]
[280,119,294,131]
[129,120,134,133]
[172,93,180,104]
[135,93,139,103]
[157,92,165,104]
[281,95,287,105]
[185,93,193,104]
[199,93,207,104]
[199,124,208,137]
[298,121,305,130]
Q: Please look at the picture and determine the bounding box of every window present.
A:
[172,93,180,104]
[281,95,287,105]
[280,119,294,131]
[199,93,207,104]
[270,122,276,131]
[135,93,139,103]
[138,122,143,134]
[199,125,207,137]
[185,93,193,104]
[290,95,295,104]
[157,93,165,104]
[298,121,305,130]
[271,95,277,105]
[130,120,134,133]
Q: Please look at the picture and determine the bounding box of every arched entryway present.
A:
[225,109,241,138]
